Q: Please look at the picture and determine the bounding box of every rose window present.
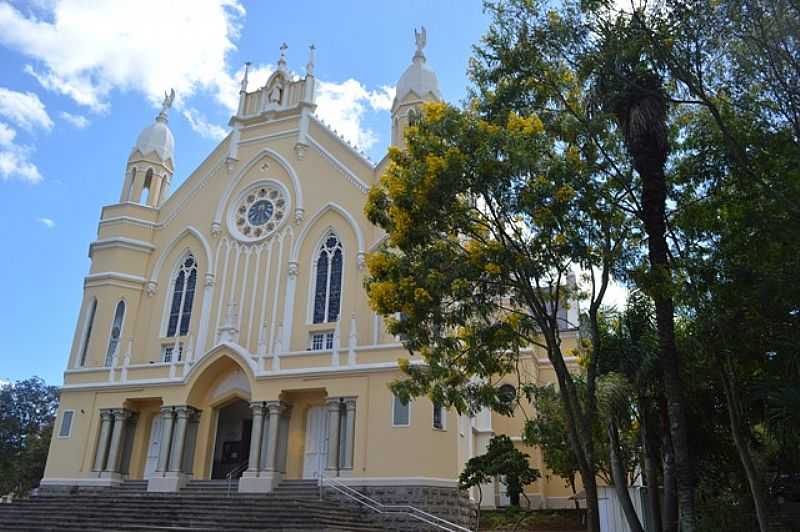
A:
[228,181,289,242]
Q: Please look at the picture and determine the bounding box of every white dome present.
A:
[132,116,174,164]
[394,52,441,108]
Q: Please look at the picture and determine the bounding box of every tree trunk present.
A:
[639,396,663,532]
[720,355,770,532]
[639,149,696,531]
[569,475,580,511]
[608,421,645,532]
[660,401,678,532]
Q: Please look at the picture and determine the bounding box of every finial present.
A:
[306,44,316,76]
[278,42,288,71]
[240,62,251,92]
[414,26,427,60]
[157,88,175,122]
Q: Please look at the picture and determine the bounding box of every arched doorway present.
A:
[211,398,252,479]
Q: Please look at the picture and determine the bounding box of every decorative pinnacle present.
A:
[278,42,288,70]
[157,88,175,123]
[413,26,427,62]
[306,44,316,76]
[240,62,251,92]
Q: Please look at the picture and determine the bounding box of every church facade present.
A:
[42,33,580,510]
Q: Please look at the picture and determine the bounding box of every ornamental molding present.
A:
[88,237,156,258]
[226,179,291,244]
[289,202,365,263]
[84,272,147,287]
[306,133,370,194]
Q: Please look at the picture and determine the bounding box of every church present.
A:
[42,30,580,516]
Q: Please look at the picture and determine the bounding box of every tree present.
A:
[0,377,59,496]
[459,435,540,508]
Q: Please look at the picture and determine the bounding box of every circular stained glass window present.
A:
[228,180,289,242]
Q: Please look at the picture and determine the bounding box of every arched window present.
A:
[166,253,198,337]
[79,298,97,367]
[125,168,136,201]
[105,301,125,366]
[141,168,153,204]
[312,232,343,324]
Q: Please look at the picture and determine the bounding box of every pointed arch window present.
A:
[105,301,125,366]
[79,298,97,367]
[166,253,198,337]
[312,232,343,324]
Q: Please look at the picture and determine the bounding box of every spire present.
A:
[278,42,288,72]
[306,44,316,76]
[240,62,251,92]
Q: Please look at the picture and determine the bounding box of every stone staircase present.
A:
[0,480,384,531]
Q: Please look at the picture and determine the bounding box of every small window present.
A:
[392,395,410,427]
[433,403,445,430]
[309,331,335,351]
[105,301,125,366]
[79,299,97,367]
[58,410,74,438]
[162,342,183,363]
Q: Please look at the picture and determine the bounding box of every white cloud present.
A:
[182,108,228,142]
[0,87,53,131]
[59,110,89,128]
[37,217,55,228]
[215,63,274,114]
[315,80,396,151]
[0,0,246,112]
[0,121,42,184]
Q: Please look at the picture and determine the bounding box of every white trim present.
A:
[84,272,146,286]
[309,115,375,169]
[290,202,365,262]
[88,237,155,258]
[97,216,157,230]
[392,394,411,427]
[306,134,370,193]
[57,409,75,439]
[213,148,304,228]
[159,250,199,338]
[148,226,214,285]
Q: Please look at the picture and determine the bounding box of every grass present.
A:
[477,508,584,531]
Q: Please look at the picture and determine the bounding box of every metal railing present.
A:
[226,462,249,496]
[319,470,472,532]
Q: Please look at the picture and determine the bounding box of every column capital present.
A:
[111,408,133,421]
[99,409,115,421]
[325,397,343,410]
[343,397,357,411]
[174,405,198,419]
[249,401,266,417]
[265,400,288,416]
[160,405,175,416]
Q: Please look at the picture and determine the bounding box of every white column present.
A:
[342,398,356,471]
[281,262,298,356]
[325,398,341,474]
[247,403,265,473]
[168,406,191,473]
[105,409,130,473]
[156,407,175,473]
[93,410,114,472]
[195,274,215,355]
[263,401,285,471]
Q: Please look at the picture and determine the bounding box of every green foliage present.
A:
[0,377,59,496]
[459,435,540,506]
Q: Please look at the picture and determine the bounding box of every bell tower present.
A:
[121,90,176,208]
[391,26,442,148]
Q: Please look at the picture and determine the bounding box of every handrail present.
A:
[319,473,472,532]
[226,462,249,496]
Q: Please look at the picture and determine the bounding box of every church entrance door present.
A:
[143,415,162,479]
[211,399,252,479]
[303,406,328,479]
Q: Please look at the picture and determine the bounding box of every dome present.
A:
[132,115,175,164]
[394,51,441,108]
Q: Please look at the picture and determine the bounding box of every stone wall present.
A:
[325,484,477,531]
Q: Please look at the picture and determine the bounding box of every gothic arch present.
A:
[183,343,257,406]
[290,202,365,263]
[213,149,304,228]
[148,226,213,288]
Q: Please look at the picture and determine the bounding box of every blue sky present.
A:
[0,0,489,386]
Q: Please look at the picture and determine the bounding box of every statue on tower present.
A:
[160,89,175,115]
[414,26,427,54]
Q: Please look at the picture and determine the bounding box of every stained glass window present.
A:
[105,301,125,366]
[166,253,197,337]
[312,232,343,324]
